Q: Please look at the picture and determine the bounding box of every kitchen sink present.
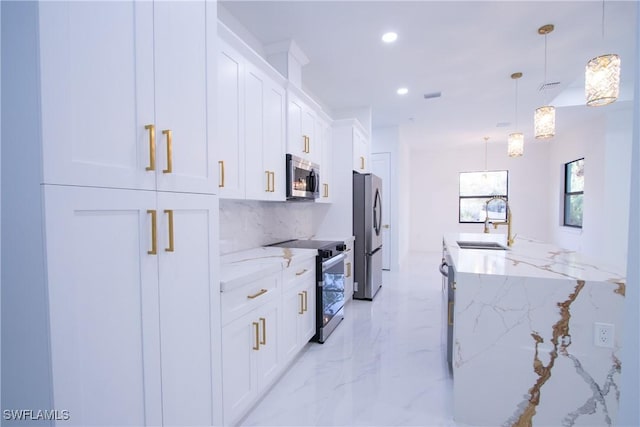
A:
[456,241,508,250]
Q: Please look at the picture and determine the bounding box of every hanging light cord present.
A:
[544,33,548,85]
[602,0,605,39]
[514,78,519,129]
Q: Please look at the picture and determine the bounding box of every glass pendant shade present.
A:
[585,54,621,106]
[508,133,524,157]
[534,106,556,139]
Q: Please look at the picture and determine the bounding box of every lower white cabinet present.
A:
[281,261,317,362]
[43,185,219,426]
[344,238,355,302]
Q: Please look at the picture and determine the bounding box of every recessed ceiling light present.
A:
[397,87,408,95]
[382,32,398,43]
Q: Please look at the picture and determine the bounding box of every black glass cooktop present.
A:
[268,239,343,251]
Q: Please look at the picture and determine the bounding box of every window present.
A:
[459,171,508,223]
[564,158,584,228]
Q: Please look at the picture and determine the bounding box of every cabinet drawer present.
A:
[222,273,280,325]
[282,258,316,291]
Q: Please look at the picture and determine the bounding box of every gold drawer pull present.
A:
[162,129,172,174]
[298,293,304,314]
[448,301,454,326]
[145,124,156,171]
[270,171,275,192]
[360,156,365,170]
[295,269,307,276]
[259,317,266,345]
[147,210,157,255]
[303,290,308,312]
[346,262,351,278]
[164,210,174,252]
[247,289,268,299]
[265,171,270,192]
[252,322,260,350]
[218,161,225,188]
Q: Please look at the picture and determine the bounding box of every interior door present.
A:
[372,152,391,270]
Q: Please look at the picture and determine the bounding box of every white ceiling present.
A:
[219,1,638,148]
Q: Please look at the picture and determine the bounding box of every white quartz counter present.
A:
[220,247,317,292]
[444,233,625,283]
[445,233,626,426]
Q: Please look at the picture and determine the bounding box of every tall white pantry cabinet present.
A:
[1,2,223,426]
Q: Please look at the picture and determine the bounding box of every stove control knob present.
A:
[336,244,347,252]
[320,249,333,259]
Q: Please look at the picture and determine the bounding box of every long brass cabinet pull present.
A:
[145,124,156,171]
[247,288,268,299]
[346,262,352,278]
[448,301,454,326]
[259,317,266,345]
[298,293,304,314]
[270,172,275,192]
[147,210,157,255]
[323,183,329,198]
[252,322,260,350]
[218,161,225,188]
[302,290,308,312]
[164,210,174,252]
[162,129,172,174]
[295,269,307,276]
[265,171,270,192]
[360,156,365,170]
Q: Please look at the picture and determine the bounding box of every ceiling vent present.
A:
[539,81,561,92]
[423,91,442,100]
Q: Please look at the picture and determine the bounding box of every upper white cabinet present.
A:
[287,90,320,165]
[217,35,287,201]
[316,114,333,203]
[38,1,216,194]
[353,127,370,173]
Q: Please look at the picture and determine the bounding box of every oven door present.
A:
[318,253,346,341]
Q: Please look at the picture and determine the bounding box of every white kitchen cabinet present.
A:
[281,258,317,362]
[288,90,320,164]
[217,41,246,199]
[245,62,286,201]
[317,114,333,203]
[38,1,216,194]
[43,186,219,426]
[353,127,370,173]
[344,237,355,302]
[222,287,282,426]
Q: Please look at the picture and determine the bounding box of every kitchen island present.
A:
[444,233,626,427]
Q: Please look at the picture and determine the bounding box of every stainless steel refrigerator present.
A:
[353,172,383,300]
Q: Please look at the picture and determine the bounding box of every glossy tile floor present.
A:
[240,252,459,427]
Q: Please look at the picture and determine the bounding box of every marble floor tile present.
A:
[240,252,463,427]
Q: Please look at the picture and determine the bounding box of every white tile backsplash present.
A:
[219,199,317,254]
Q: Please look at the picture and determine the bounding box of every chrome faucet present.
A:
[483,196,515,247]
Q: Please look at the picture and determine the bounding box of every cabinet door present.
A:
[353,129,369,173]
[302,107,319,164]
[222,311,259,425]
[263,80,286,201]
[287,96,306,159]
[154,1,215,194]
[218,42,245,199]
[244,65,267,200]
[39,1,155,191]
[281,288,302,363]
[256,300,281,389]
[156,192,218,426]
[317,118,333,203]
[43,185,161,426]
[300,280,317,343]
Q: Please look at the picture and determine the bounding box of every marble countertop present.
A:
[220,247,318,292]
[444,233,625,283]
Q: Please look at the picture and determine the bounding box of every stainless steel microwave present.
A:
[286,154,320,200]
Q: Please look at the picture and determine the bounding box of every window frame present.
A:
[563,158,584,228]
[458,170,509,224]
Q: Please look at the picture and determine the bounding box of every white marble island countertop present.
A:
[444,233,626,427]
[220,247,317,292]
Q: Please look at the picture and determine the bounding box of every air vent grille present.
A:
[539,81,561,92]
[423,92,442,99]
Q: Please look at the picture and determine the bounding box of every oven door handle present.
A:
[321,252,347,270]
[439,260,449,277]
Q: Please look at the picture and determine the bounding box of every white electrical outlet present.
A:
[594,322,615,348]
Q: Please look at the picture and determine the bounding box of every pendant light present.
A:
[508,72,524,158]
[534,24,556,139]
[585,0,621,106]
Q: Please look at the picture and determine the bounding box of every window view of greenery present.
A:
[564,158,584,228]
[459,171,508,223]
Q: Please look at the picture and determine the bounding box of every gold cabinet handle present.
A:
[147,210,157,255]
[164,210,174,252]
[303,290,308,312]
[259,317,266,345]
[218,161,225,188]
[302,135,307,153]
[265,171,270,192]
[448,301,454,326]
[295,269,307,276]
[145,124,156,171]
[360,156,365,170]
[298,293,304,314]
[162,129,172,174]
[252,322,260,350]
[247,288,268,299]
[270,171,275,192]
[346,262,351,278]
[323,183,329,198]
[306,136,310,153]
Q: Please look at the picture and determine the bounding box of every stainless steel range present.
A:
[268,239,346,343]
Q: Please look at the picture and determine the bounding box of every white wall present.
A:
[398,133,412,266]
[407,140,551,252]
[618,6,640,425]
[548,107,633,272]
